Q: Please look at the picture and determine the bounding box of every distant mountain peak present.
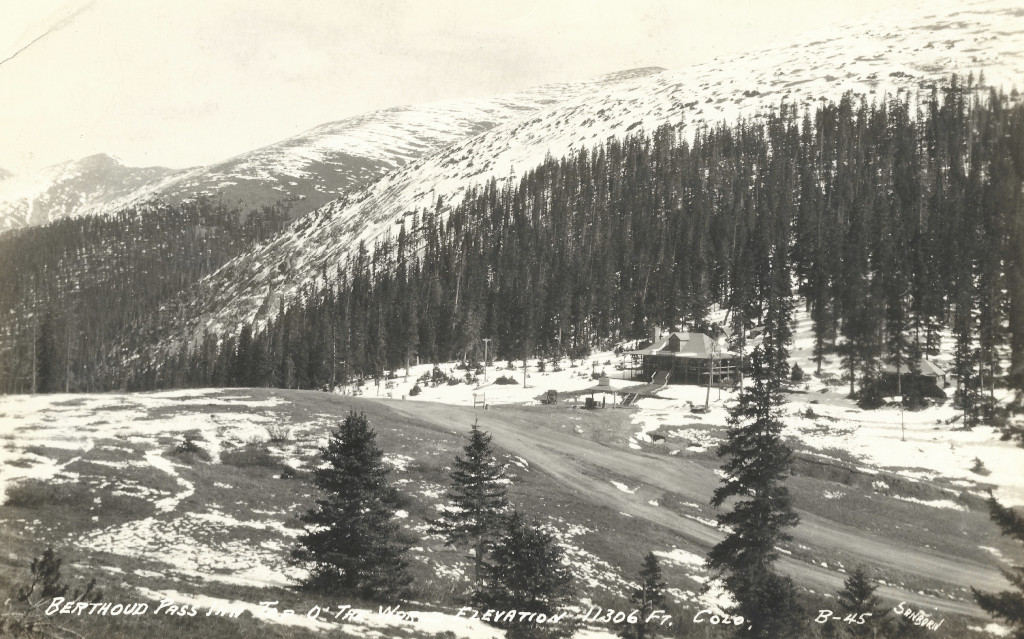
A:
[78,152,120,165]
[595,67,667,83]
[42,153,123,173]
[0,67,656,231]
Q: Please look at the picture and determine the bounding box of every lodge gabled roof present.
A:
[627,332,736,359]
[881,359,946,378]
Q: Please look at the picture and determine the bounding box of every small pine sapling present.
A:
[618,551,669,639]
[831,566,888,637]
[1,548,101,638]
[476,511,576,639]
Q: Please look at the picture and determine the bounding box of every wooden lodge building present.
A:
[626,332,739,385]
[879,359,948,398]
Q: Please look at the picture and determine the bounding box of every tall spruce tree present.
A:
[885,274,912,399]
[291,411,411,599]
[428,421,510,590]
[477,511,576,639]
[972,494,1024,639]
[954,290,982,428]
[707,346,803,639]
[761,248,794,385]
[34,316,58,393]
[619,551,668,639]
[904,340,927,410]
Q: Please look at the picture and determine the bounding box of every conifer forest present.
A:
[3,80,1011,424]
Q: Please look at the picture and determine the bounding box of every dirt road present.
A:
[366,397,1007,621]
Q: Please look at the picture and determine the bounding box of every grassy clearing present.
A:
[21,444,82,463]
[166,432,212,463]
[5,478,90,508]
[220,443,279,468]
[788,474,1012,565]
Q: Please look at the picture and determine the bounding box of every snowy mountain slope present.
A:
[0,154,179,231]
[0,69,663,232]
[146,0,1024,354]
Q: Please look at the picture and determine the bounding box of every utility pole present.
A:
[31,322,37,394]
[717,353,723,400]
[482,338,491,382]
[705,341,716,410]
[65,322,72,393]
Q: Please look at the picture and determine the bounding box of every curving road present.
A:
[353,397,1007,621]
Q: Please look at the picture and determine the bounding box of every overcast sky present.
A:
[0,0,899,173]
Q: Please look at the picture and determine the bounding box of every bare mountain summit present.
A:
[0,68,665,232]
[0,154,179,231]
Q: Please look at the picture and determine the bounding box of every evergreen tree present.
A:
[903,340,927,410]
[428,421,510,590]
[232,323,253,386]
[810,293,833,377]
[619,551,668,639]
[35,316,59,393]
[3,548,101,638]
[761,248,794,385]
[832,566,888,638]
[291,411,411,599]
[885,275,912,398]
[954,291,982,428]
[838,332,861,400]
[972,495,1024,639]
[707,347,803,639]
[477,511,576,639]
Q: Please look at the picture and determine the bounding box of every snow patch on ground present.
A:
[545,519,635,595]
[610,481,635,494]
[145,450,193,512]
[968,622,1012,637]
[890,495,968,511]
[384,454,414,472]
[79,508,302,589]
[696,577,739,614]
[339,352,639,409]
[654,547,705,567]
